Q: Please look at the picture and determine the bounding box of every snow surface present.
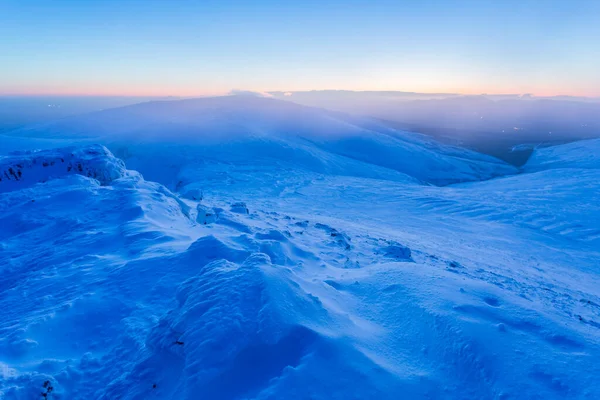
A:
[525,138,600,171]
[0,145,127,193]
[1,99,599,399]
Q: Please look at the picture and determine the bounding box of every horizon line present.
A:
[0,89,598,99]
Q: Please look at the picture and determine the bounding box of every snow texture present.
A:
[0,145,126,193]
[1,97,599,399]
[525,138,600,171]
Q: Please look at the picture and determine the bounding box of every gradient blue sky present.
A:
[2,0,599,96]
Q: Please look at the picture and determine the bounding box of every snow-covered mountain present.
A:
[1,102,599,399]
[6,96,517,186]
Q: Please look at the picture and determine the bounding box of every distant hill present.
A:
[270,91,600,166]
[5,95,517,186]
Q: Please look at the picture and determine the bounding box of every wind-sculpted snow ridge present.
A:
[0,145,126,192]
[6,95,517,186]
[525,138,600,171]
[1,144,600,399]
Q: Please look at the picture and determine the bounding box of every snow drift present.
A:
[525,138,600,171]
[0,145,126,193]
[1,143,599,399]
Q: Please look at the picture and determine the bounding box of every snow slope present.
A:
[6,96,517,186]
[525,138,600,171]
[1,141,599,399]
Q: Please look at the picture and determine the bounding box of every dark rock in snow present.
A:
[230,201,249,214]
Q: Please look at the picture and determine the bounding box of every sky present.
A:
[1,0,599,97]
